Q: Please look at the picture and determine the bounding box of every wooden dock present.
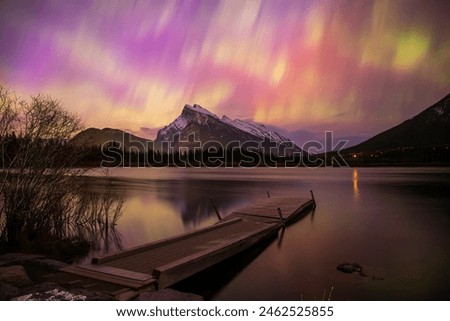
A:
[225,197,315,224]
[61,195,315,295]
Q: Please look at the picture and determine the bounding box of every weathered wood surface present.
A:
[153,222,279,288]
[61,264,155,289]
[93,217,244,265]
[98,219,277,274]
[62,196,315,292]
[226,197,314,223]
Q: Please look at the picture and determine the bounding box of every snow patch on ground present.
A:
[14,289,87,301]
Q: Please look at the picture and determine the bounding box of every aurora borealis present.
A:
[0,0,449,144]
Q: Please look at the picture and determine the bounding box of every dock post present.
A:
[277,207,285,225]
[310,190,316,208]
[210,198,222,220]
[266,190,271,198]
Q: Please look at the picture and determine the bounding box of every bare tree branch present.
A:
[0,85,123,258]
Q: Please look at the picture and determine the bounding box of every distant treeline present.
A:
[92,141,311,167]
[76,142,450,167]
[0,135,311,167]
[0,132,90,168]
[2,135,449,168]
[324,145,450,166]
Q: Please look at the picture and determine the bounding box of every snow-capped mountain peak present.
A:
[157,104,220,143]
[222,116,290,144]
[155,103,302,152]
[183,104,219,119]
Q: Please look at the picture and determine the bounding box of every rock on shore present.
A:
[0,252,112,301]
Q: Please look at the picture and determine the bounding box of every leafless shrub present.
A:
[0,85,123,258]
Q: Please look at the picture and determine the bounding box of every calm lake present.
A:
[83,167,450,300]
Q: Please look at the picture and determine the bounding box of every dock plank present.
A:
[60,265,156,289]
[62,196,315,293]
[229,197,313,221]
[102,220,275,274]
[153,222,278,288]
[93,218,243,265]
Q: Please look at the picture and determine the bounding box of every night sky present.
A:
[0,0,449,144]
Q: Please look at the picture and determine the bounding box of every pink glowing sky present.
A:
[0,0,449,145]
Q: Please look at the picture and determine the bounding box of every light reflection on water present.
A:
[352,169,359,198]
[83,167,450,300]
